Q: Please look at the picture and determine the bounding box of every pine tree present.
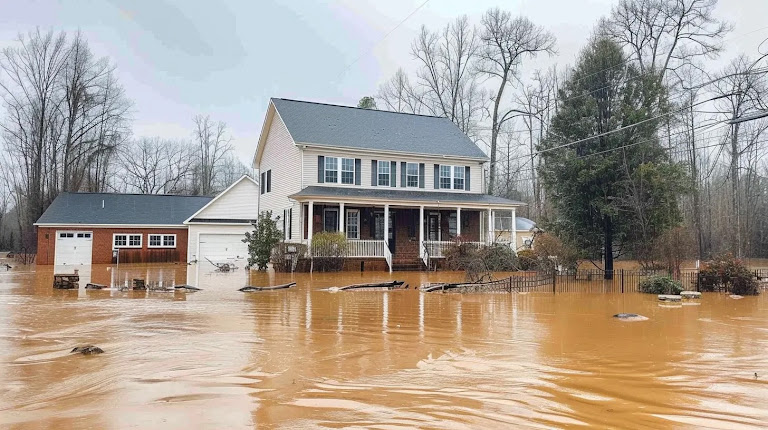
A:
[538,37,686,278]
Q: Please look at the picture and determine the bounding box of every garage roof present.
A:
[35,193,212,226]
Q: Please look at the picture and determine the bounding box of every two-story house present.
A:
[254,98,524,271]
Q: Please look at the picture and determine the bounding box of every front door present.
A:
[373,211,396,253]
[427,213,441,241]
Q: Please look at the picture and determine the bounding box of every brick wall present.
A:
[36,227,189,265]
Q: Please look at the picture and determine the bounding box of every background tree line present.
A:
[370,0,768,268]
[0,29,249,252]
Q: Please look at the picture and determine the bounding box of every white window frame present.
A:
[113,233,142,249]
[453,166,465,190]
[148,234,177,248]
[378,161,390,186]
[346,209,360,240]
[324,156,355,185]
[439,165,452,189]
[406,162,419,188]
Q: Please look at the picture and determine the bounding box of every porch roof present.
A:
[289,186,525,207]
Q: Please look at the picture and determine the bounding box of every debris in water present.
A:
[239,282,297,292]
[729,294,744,299]
[174,285,202,292]
[613,313,649,321]
[71,345,104,355]
[85,283,106,290]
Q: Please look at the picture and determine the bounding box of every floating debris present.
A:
[85,283,107,290]
[329,281,407,292]
[132,279,146,290]
[174,285,202,292]
[658,294,682,302]
[239,282,296,292]
[613,313,649,321]
[680,291,702,299]
[729,294,744,300]
[71,345,104,355]
[53,273,79,289]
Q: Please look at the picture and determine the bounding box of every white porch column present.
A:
[456,207,462,237]
[339,202,345,235]
[307,201,314,245]
[487,208,493,244]
[419,205,424,258]
[511,207,517,251]
[384,204,390,247]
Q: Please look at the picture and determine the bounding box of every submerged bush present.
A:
[311,232,348,272]
[516,249,536,271]
[271,242,308,272]
[697,254,759,295]
[444,239,518,282]
[639,276,683,295]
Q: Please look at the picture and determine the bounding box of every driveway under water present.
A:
[1,263,767,429]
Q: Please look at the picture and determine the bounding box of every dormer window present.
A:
[378,161,390,186]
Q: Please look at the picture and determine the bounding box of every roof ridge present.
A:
[59,191,212,198]
[272,97,447,120]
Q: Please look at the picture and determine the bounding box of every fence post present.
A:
[621,269,624,293]
[552,270,556,294]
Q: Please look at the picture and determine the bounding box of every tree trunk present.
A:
[604,216,614,280]
[730,122,740,257]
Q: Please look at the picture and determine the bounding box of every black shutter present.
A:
[465,166,471,191]
[260,172,265,194]
[355,158,361,185]
[317,155,325,183]
[288,208,292,239]
[400,162,406,187]
[434,164,440,189]
[267,170,272,192]
[282,209,286,237]
[390,161,396,187]
[419,163,425,188]
[371,160,378,186]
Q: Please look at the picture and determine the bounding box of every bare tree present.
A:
[118,137,193,194]
[477,9,556,194]
[192,115,233,196]
[377,68,424,114]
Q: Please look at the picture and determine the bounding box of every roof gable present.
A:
[270,98,488,160]
[184,175,259,223]
[36,193,212,226]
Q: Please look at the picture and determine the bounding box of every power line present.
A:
[335,0,431,81]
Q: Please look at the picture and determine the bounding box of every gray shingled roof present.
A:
[516,217,537,231]
[271,98,488,159]
[36,193,213,225]
[289,186,524,206]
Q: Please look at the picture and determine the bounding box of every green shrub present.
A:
[697,254,759,295]
[639,276,683,294]
[243,211,282,270]
[517,249,536,270]
[311,232,348,272]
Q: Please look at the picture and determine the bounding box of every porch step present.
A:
[391,258,426,271]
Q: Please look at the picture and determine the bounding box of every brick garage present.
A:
[36,227,190,265]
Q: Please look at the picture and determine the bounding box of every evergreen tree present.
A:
[243,211,282,270]
[538,37,686,278]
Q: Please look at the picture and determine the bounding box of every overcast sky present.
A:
[1,0,766,164]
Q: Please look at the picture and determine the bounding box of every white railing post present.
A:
[384,243,392,273]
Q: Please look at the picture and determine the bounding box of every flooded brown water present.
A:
[1,263,768,429]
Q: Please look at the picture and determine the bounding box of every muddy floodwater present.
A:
[1,263,768,429]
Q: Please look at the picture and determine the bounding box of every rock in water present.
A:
[71,345,104,355]
[613,313,649,321]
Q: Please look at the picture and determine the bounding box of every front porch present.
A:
[298,201,517,272]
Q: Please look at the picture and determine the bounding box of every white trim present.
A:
[345,209,360,240]
[148,233,177,248]
[35,223,187,228]
[113,233,142,249]
[184,175,259,224]
[298,142,489,162]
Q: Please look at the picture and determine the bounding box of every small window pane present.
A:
[149,235,161,247]
[341,158,354,184]
[378,162,390,186]
[114,235,127,247]
[440,165,452,189]
[163,235,175,247]
[453,166,465,190]
[129,235,141,247]
[324,157,338,183]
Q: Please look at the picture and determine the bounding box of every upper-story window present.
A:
[323,156,355,185]
[439,165,452,189]
[453,166,465,190]
[260,170,271,194]
[436,164,468,190]
[378,161,390,186]
[324,157,338,183]
[406,163,419,187]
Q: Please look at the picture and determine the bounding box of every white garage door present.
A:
[54,231,93,266]
[198,234,248,263]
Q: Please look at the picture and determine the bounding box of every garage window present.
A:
[148,234,176,248]
[114,234,142,249]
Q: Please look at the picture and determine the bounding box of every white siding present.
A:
[256,111,303,240]
[195,178,259,220]
[301,147,484,194]
[187,224,254,263]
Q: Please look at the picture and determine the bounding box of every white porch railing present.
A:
[347,240,386,258]
[383,243,393,273]
[423,240,485,258]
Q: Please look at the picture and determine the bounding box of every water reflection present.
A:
[0,263,767,428]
